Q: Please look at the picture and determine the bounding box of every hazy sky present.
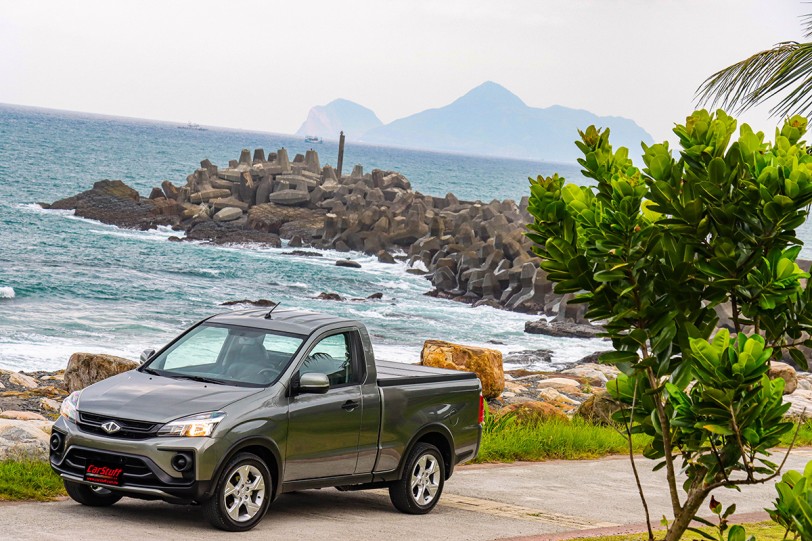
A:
[1,0,808,148]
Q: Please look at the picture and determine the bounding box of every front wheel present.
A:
[64,480,123,507]
[204,452,272,532]
[389,443,445,514]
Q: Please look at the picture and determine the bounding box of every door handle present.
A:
[341,400,360,411]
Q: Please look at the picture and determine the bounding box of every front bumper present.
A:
[50,416,219,502]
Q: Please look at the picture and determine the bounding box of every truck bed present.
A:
[376,360,479,387]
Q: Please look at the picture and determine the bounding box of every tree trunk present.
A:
[664,486,711,541]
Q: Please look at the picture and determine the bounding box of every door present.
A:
[284,332,364,481]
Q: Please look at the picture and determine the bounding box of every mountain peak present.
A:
[454,81,526,108]
[295,99,382,140]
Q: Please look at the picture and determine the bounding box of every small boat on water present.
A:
[178,122,207,131]
[304,135,323,143]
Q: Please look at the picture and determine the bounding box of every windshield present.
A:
[144,323,305,387]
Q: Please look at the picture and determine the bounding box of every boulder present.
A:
[524,319,605,339]
[64,352,139,393]
[561,363,620,385]
[214,207,243,222]
[537,377,582,391]
[576,390,626,425]
[784,389,812,418]
[769,361,798,395]
[316,292,344,301]
[0,410,47,421]
[0,419,52,460]
[421,340,504,398]
[377,251,396,264]
[336,259,362,269]
[8,372,38,389]
[498,401,568,423]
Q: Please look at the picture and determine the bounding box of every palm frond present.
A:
[802,11,812,39]
[696,41,812,118]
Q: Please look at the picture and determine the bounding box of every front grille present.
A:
[77,411,160,440]
[62,448,159,484]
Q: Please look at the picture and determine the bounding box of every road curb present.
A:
[493,512,771,541]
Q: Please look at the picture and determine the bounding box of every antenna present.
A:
[264,302,281,319]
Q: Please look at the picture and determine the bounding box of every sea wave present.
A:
[0,287,15,299]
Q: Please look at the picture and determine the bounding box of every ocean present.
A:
[0,103,721,374]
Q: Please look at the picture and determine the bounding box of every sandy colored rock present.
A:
[561,363,620,385]
[576,390,626,425]
[40,398,61,412]
[504,380,527,394]
[64,352,139,393]
[769,361,798,395]
[0,410,47,421]
[537,377,582,391]
[537,387,579,408]
[421,340,504,398]
[0,419,52,460]
[9,372,38,389]
[499,400,569,423]
[785,389,812,418]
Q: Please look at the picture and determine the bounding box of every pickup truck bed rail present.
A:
[375,360,478,387]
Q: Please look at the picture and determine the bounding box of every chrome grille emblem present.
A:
[101,421,121,434]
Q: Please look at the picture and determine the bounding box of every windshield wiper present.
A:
[169,374,228,385]
[141,367,162,376]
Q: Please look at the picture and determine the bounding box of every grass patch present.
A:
[475,418,648,462]
[0,460,65,501]
[575,521,786,540]
[780,419,812,447]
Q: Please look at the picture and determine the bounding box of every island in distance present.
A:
[296,81,653,163]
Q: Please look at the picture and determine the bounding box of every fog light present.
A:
[171,452,193,472]
[49,432,63,454]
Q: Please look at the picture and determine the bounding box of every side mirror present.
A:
[140,349,156,364]
[297,373,330,394]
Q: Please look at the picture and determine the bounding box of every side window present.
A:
[162,326,229,370]
[299,332,358,386]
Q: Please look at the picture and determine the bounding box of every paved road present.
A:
[4,450,811,541]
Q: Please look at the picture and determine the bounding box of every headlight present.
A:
[157,411,225,437]
[60,391,81,423]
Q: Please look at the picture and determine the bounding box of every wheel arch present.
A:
[397,424,456,480]
[209,437,283,501]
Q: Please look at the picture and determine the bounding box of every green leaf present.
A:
[727,525,746,541]
[790,348,809,371]
[599,350,639,365]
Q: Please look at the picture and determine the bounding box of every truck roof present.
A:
[206,308,358,336]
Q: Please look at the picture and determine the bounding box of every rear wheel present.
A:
[204,453,271,532]
[64,480,122,507]
[389,443,445,514]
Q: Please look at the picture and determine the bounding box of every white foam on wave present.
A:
[372,343,422,365]
[0,287,15,299]
[16,203,75,217]
[87,224,184,242]
[0,340,140,373]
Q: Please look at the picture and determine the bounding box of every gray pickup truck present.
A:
[50,309,483,531]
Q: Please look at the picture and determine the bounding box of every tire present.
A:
[63,480,123,507]
[204,452,272,532]
[389,443,445,514]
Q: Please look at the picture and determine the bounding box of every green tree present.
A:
[697,14,812,118]
[525,110,812,541]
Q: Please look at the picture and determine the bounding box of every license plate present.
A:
[84,461,124,487]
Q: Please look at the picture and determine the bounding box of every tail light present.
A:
[478,393,485,425]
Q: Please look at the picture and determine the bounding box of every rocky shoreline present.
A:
[42,147,589,325]
[4,346,812,461]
